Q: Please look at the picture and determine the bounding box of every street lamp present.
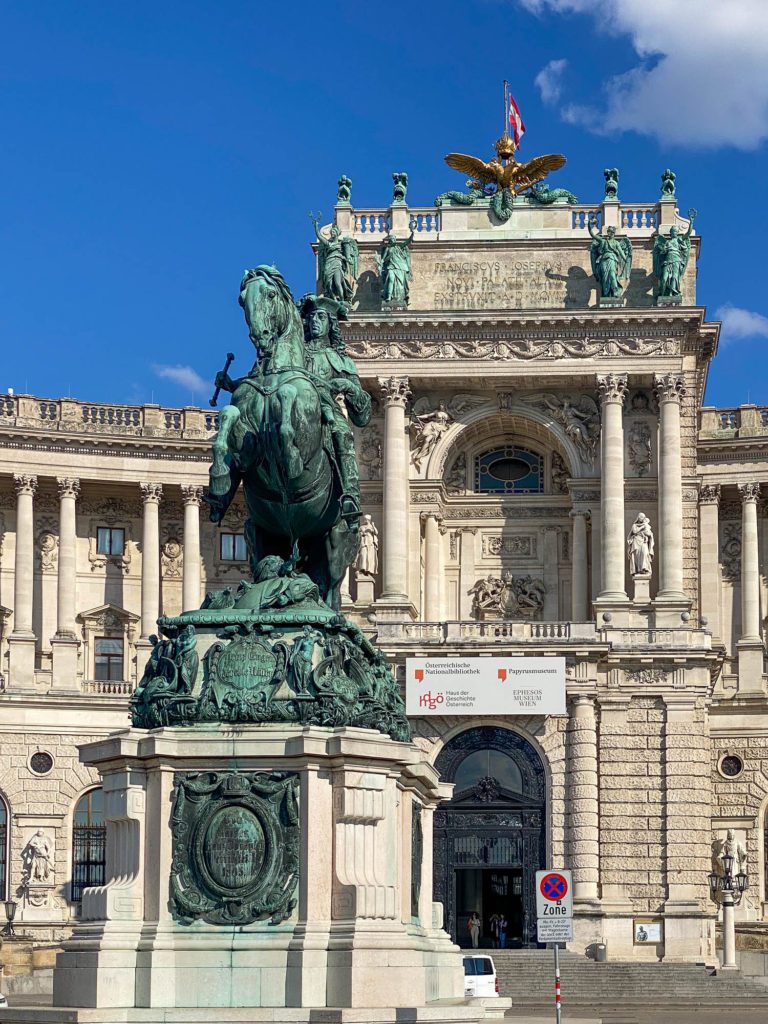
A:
[2,898,17,938]
[708,853,748,970]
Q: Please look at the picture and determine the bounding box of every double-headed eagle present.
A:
[444,134,566,220]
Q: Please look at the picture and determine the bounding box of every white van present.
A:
[463,954,499,997]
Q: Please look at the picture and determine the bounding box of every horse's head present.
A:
[239,266,299,353]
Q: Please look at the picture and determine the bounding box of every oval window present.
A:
[485,457,531,482]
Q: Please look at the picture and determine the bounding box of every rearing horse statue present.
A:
[206,266,371,610]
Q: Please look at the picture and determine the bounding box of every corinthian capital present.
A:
[699,484,720,505]
[57,477,80,500]
[140,482,163,505]
[181,485,204,506]
[13,474,37,496]
[379,376,411,409]
[653,373,686,403]
[738,482,761,503]
[596,373,628,405]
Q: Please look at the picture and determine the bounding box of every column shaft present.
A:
[140,484,163,638]
[380,378,411,601]
[458,529,476,620]
[181,486,203,613]
[56,478,80,636]
[12,475,37,635]
[655,374,686,598]
[422,513,441,620]
[568,696,599,901]
[570,510,590,621]
[740,484,761,640]
[597,375,627,600]
[698,486,721,637]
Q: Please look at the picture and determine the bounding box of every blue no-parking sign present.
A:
[535,869,573,943]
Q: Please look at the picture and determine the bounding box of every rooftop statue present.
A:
[660,168,676,198]
[653,209,697,300]
[588,215,632,300]
[435,178,493,207]
[377,230,414,306]
[132,266,409,741]
[604,167,619,200]
[444,128,566,223]
[392,171,408,204]
[312,216,359,310]
[523,182,579,205]
[336,174,352,205]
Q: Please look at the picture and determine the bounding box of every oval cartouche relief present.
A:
[203,805,265,890]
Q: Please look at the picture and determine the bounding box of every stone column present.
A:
[590,502,601,601]
[377,377,415,617]
[737,482,764,692]
[698,485,721,639]
[181,485,203,613]
[542,526,560,620]
[570,510,590,621]
[51,477,81,691]
[421,512,442,620]
[654,374,687,602]
[568,696,599,904]
[140,483,163,639]
[596,374,628,603]
[458,528,477,620]
[8,474,37,688]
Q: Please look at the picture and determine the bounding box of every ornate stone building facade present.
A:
[0,183,767,968]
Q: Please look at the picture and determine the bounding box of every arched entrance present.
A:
[433,726,546,948]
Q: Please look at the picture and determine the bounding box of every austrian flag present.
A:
[508,93,526,147]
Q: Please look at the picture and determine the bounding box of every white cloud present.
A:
[535,59,568,105]
[524,0,768,148]
[714,304,768,345]
[152,363,208,393]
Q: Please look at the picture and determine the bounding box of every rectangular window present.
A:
[96,526,125,556]
[94,637,124,681]
[220,532,247,561]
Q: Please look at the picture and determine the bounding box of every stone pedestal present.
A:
[53,726,464,1012]
[355,572,375,607]
[631,572,651,605]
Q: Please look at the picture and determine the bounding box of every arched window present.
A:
[474,446,543,494]
[0,794,8,901]
[454,749,523,796]
[72,788,106,903]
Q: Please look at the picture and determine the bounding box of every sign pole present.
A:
[554,942,561,1024]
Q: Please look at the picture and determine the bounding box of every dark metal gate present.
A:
[71,825,106,902]
[433,726,546,948]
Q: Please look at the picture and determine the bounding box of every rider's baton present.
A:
[209,352,235,408]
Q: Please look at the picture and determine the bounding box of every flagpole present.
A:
[503,80,509,133]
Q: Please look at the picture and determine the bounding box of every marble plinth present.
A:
[52,726,464,1012]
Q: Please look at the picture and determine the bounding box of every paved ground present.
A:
[506,1009,768,1024]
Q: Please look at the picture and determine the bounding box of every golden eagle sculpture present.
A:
[443,132,566,222]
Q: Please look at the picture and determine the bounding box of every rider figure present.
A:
[297,293,370,527]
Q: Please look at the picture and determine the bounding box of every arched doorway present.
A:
[433,726,546,948]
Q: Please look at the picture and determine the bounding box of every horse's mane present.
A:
[239,265,303,341]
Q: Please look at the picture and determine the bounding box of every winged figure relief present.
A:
[409,393,489,471]
[444,146,566,223]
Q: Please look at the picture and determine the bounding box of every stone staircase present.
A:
[492,949,768,1011]
[0,941,56,998]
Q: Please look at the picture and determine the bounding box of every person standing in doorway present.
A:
[469,911,481,948]
[489,911,500,948]
[498,914,508,948]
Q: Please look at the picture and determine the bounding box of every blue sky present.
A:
[2,0,767,409]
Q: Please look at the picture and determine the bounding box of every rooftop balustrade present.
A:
[0,395,218,439]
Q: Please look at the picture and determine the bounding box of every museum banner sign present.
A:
[405,657,566,716]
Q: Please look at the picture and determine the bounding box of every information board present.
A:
[405,657,566,716]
